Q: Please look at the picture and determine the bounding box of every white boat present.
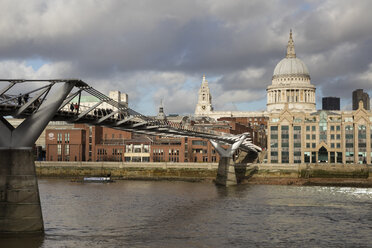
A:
[83,177,113,182]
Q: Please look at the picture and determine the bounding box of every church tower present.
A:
[155,99,167,120]
[194,75,213,116]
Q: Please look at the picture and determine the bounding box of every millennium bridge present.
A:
[0,79,261,233]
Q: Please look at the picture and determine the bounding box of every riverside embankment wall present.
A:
[35,162,372,180]
[35,162,219,181]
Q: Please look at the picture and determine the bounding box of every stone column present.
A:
[0,149,43,233]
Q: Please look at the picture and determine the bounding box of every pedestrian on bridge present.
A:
[24,94,29,103]
[70,103,74,112]
[74,103,79,112]
[17,94,22,105]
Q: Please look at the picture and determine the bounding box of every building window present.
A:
[270,125,279,162]
[358,125,367,163]
[312,134,316,140]
[331,134,335,140]
[192,140,207,146]
[134,145,142,153]
[306,126,310,131]
[64,133,70,143]
[345,125,354,163]
[306,143,310,148]
[57,133,62,143]
[312,143,316,148]
[312,126,316,131]
[306,134,310,140]
[293,126,301,163]
[281,152,289,163]
[144,157,150,162]
[281,125,289,163]
[319,115,327,142]
[336,126,340,131]
[282,126,289,131]
[57,144,62,155]
[330,126,335,131]
[304,152,311,163]
[65,144,70,155]
[330,152,335,163]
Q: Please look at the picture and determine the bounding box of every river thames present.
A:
[1,179,372,247]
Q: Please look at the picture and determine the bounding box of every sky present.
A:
[1,0,372,115]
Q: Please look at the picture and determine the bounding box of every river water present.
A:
[1,179,372,247]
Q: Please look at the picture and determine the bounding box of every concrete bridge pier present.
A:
[0,81,76,233]
[214,157,237,186]
[211,134,249,187]
[0,149,44,233]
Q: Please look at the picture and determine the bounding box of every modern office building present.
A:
[322,97,340,111]
[353,89,370,110]
[267,102,372,164]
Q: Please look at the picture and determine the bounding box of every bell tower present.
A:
[195,75,213,116]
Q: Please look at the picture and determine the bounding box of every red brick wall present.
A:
[45,129,85,161]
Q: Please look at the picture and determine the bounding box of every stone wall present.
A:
[35,162,218,181]
[35,162,371,180]
[257,163,370,178]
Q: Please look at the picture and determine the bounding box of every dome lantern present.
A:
[286,29,296,58]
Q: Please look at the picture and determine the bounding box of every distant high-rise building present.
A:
[352,89,370,110]
[322,97,340,110]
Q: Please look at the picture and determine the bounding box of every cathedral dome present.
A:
[273,57,309,78]
[271,30,310,83]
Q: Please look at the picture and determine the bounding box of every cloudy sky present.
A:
[1,0,372,115]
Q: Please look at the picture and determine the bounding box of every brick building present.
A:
[45,128,86,161]
[46,117,259,163]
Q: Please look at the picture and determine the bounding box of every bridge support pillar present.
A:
[0,149,43,233]
[0,81,76,233]
[210,134,248,187]
[215,157,237,186]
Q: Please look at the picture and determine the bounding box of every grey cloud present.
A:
[1,0,372,114]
